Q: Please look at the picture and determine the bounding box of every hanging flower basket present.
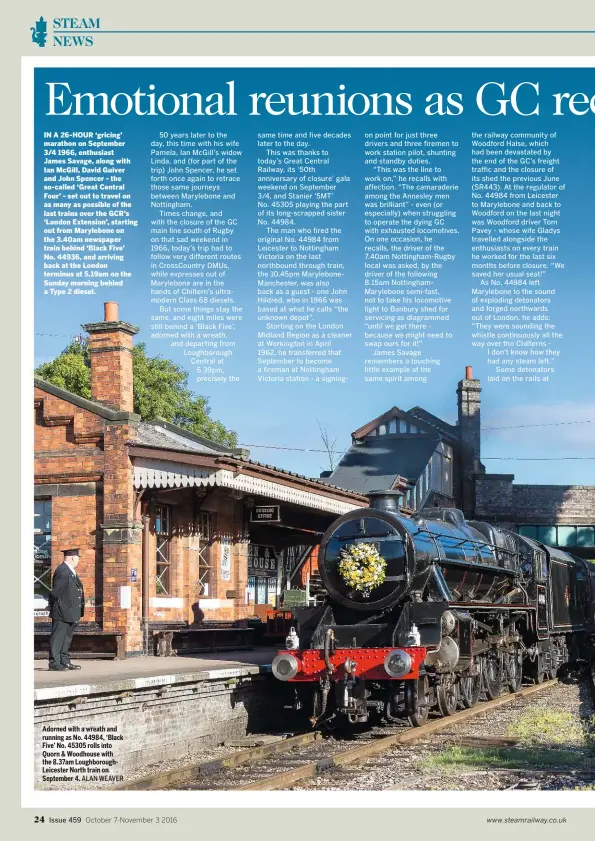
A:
[337,543,387,597]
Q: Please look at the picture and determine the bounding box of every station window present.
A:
[556,526,577,547]
[197,511,213,596]
[538,526,556,546]
[576,526,595,547]
[155,504,172,595]
[247,575,277,605]
[367,417,429,438]
[518,525,537,541]
[402,458,436,512]
[429,441,453,498]
[34,498,52,604]
[518,524,595,549]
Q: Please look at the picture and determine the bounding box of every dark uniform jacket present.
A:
[49,562,85,623]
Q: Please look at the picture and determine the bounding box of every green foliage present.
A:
[36,341,92,399]
[421,743,588,773]
[35,340,237,447]
[422,708,595,776]
[507,710,586,746]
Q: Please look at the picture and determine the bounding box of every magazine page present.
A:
[9,0,595,836]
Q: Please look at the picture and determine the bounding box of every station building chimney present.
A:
[82,302,139,413]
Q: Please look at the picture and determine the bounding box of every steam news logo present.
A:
[31,16,48,47]
[30,17,100,47]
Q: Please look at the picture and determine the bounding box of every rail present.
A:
[114,679,558,791]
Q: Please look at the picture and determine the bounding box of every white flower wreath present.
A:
[337,543,387,597]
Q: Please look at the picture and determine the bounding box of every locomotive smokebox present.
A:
[367,489,403,514]
[318,496,416,612]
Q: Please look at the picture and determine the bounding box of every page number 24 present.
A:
[34,817,82,824]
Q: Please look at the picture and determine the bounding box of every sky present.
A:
[33,67,595,485]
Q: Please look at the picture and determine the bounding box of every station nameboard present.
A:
[250,505,281,523]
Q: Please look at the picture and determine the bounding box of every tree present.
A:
[317,419,340,473]
[36,340,237,447]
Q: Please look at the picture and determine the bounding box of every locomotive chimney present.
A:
[457,365,482,517]
[367,490,403,514]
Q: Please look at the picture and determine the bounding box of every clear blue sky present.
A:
[34,67,595,485]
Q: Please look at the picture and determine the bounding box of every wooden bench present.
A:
[34,625,125,660]
[153,626,254,656]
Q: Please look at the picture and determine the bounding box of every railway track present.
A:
[117,678,557,791]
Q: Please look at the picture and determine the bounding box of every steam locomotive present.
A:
[272,491,595,727]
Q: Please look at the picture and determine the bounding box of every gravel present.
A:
[291,677,595,791]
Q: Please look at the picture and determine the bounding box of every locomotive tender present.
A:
[272,490,595,727]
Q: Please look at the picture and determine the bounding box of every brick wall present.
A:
[101,420,143,652]
[196,490,250,622]
[475,474,595,524]
[35,388,107,625]
[34,393,104,455]
[50,493,103,623]
[510,485,595,524]
[34,674,281,788]
[144,490,201,626]
[134,488,254,627]
[34,382,145,650]
[35,303,149,653]
[474,474,515,520]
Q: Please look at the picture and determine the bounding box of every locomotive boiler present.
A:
[272,491,595,727]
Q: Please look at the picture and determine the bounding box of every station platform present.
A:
[34,648,283,787]
[33,647,277,702]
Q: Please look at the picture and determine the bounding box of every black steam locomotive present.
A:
[272,490,595,727]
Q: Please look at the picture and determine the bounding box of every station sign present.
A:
[248,544,278,572]
[250,505,281,523]
[221,540,231,581]
[282,589,308,607]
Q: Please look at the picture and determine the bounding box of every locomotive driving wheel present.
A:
[506,649,523,693]
[483,653,504,700]
[528,654,546,685]
[405,675,430,727]
[436,676,458,716]
[459,671,482,708]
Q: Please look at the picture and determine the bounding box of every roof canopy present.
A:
[132,456,361,516]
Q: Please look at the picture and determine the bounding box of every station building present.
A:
[33,303,365,655]
[322,367,595,562]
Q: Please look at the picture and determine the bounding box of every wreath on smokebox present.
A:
[337,543,387,597]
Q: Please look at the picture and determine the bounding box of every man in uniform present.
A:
[48,548,84,671]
